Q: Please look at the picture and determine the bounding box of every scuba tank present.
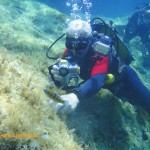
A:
[90,17,134,65]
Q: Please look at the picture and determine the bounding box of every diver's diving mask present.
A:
[65,37,89,51]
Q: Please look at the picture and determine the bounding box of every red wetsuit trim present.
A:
[63,48,69,57]
[91,56,109,77]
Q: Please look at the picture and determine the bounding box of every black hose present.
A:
[46,33,65,60]
[90,17,107,35]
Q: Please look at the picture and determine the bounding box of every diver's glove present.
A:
[56,93,79,115]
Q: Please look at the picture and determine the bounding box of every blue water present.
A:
[37,0,150,18]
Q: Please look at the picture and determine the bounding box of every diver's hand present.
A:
[51,65,63,82]
[56,93,79,115]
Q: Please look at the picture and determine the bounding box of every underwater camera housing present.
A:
[57,59,80,87]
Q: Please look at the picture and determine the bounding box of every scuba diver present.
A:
[47,18,150,115]
[123,2,150,68]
